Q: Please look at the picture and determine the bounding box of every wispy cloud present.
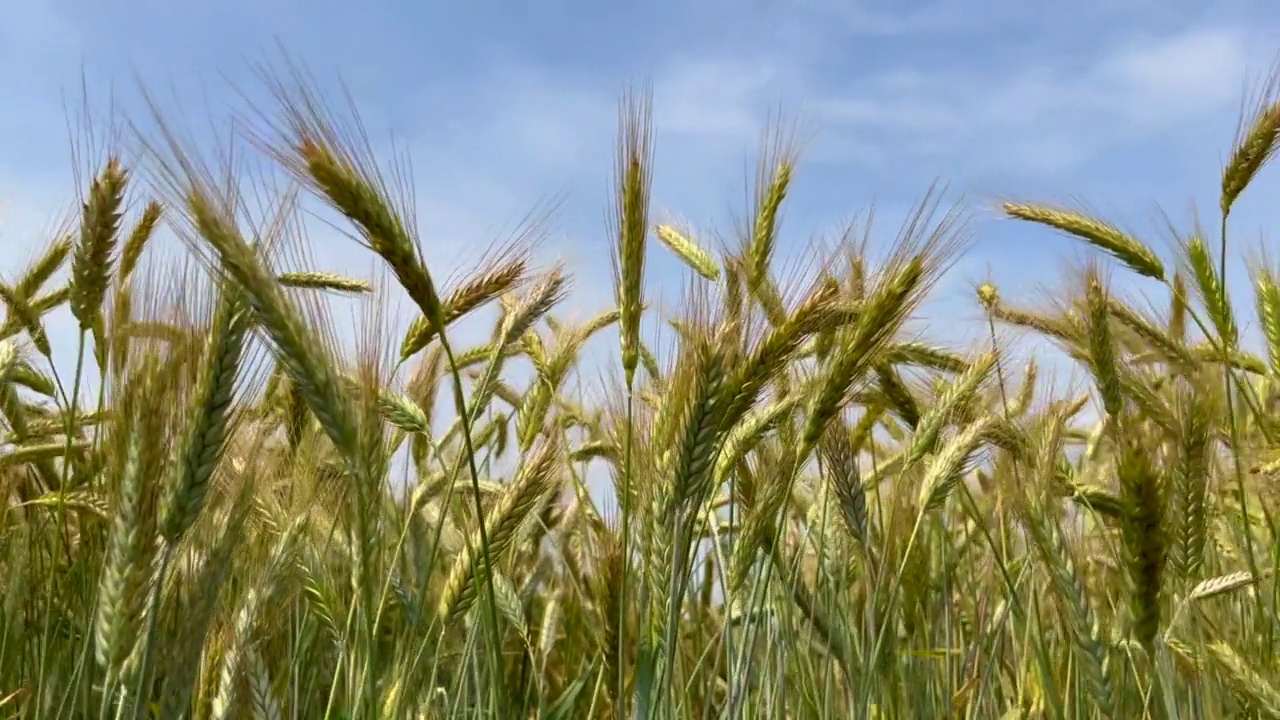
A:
[804,26,1266,179]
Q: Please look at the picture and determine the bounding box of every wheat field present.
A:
[1,56,1280,720]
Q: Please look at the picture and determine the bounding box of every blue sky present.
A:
[2,0,1279,428]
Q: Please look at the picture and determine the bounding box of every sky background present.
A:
[2,0,1279,489]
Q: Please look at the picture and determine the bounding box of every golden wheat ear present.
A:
[742,115,806,302]
[11,233,73,302]
[0,283,53,358]
[399,248,530,362]
[437,436,560,624]
[1253,264,1280,374]
[1081,263,1123,418]
[1180,231,1238,349]
[277,271,371,294]
[607,84,655,392]
[1003,202,1165,281]
[137,108,370,484]
[243,65,448,343]
[71,158,129,333]
[1015,494,1116,716]
[1222,62,1280,216]
[158,278,251,543]
[1114,416,1167,653]
[118,200,163,282]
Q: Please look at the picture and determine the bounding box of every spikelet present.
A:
[719,277,841,432]
[1115,421,1166,651]
[875,363,920,429]
[378,390,429,434]
[917,417,991,513]
[1189,570,1269,602]
[1169,271,1189,342]
[0,283,51,357]
[663,327,728,514]
[210,524,300,720]
[819,421,867,545]
[1204,641,1280,717]
[94,415,149,675]
[903,352,995,467]
[1106,295,1195,368]
[14,235,72,299]
[1170,388,1211,582]
[0,338,18,384]
[1019,501,1115,717]
[802,254,926,451]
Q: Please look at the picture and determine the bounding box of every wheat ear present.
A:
[1221,69,1280,215]
[1004,202,1165,281]
[437,438,560,624]
[71,157,129,330]
[159,284,250,541]
[608,86,654,390]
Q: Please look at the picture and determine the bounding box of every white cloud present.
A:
[652,57,787,142]
[784,0,999,37]
[1098,29,1253,124]
[800,26,1270,177]
[1105,29,1248,102]
[787,0,1165,39]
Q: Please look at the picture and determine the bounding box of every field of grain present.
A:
[1,58,1280,719]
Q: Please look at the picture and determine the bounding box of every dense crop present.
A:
[2,60,1280,719]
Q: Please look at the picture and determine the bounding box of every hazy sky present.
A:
[2,0,1279,431]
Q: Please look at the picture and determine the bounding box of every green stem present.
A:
[1219,211,1270,657]
[439,334,507,717]
[619,390,635,717]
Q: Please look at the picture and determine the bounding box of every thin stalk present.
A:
[439,334,508,717]
[127,544,175,720]
[38,328,87,713]
[1219,211,1269,654]
[619,391,635,716]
